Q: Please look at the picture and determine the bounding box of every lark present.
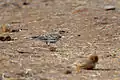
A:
[31,33,61,46]
[76,54,98,72]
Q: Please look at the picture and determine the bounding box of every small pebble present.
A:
[23,2,30,5]
[0,36,5,41]
[5,35,12,41]
[64,70,72,74]
[0,35,12,41]
[105,54,116,58]
[49,47,57,52]
[11,29,19,32]
[59,30,66,34]
[94,16,98,19]
[104,5,116,11]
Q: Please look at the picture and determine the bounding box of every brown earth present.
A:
[0,0,120,80]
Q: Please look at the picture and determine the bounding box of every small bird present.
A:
[76,54,98,72]
[31,33,62,46]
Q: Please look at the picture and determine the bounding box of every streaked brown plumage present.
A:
[76,54,98,72]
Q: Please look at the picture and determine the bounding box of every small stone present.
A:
[45,3,49,6]
[94,16,98,19]
[23,2,30,5]
[5,35,12,41]
[0,35,12,41]
[77,34,81,36]
[11,29,19,32]
[59,30,66,34]
[104,5,116,11]
[49,47,57,52]
[64,70,72,74]
[0,36,5,41]
[105,54,116,58]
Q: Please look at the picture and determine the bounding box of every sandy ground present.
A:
[0,0,120,80]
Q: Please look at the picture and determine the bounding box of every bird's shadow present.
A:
[93,68,120,71]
